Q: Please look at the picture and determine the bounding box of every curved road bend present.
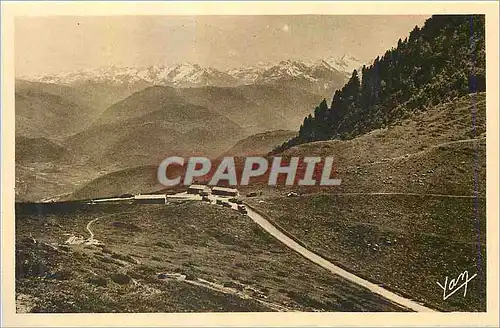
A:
[86,218,100,241]
[245,206,437,312]
[83,210,137,242]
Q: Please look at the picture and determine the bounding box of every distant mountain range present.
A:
[326,54,366,76]
[15,54,365,201]
[22,55,365,96]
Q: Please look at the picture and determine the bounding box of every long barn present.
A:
[211,186,238,197]
[187,184,211,195]
[133,194,167,204]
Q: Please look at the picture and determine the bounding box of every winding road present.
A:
[244,205,436,312]
[76,211,137,245]
[86,218,100,241]
[194,192,437,311]
[90,192,442,312]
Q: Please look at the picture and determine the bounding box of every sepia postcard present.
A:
[1,1,499,327]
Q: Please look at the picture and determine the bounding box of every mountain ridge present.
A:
[276,15,486,152]
[21,55,365,96]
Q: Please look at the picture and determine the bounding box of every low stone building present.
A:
[187,184,211,195]
[133,194,167,204]
[211,186,238,197]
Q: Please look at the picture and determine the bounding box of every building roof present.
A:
[188,184,209,190]
[134,194,166,199]
[212,186,238,193]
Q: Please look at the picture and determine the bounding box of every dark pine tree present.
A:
[275,14,485,152]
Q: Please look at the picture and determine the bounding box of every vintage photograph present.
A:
[13,13,486,314]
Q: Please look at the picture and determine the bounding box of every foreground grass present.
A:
[247,194,486,312]
[16,202,405,313]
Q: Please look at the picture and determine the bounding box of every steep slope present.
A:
[248,191,485,312]
[274,93,486,193]
[280,94,485,166]
[97,84,322,135]
[96,86,186,125]
[15,79,141,140]
[279,15,485,151]
[68,92,486,202]
[21,82,316,200]
[244,92,486,312]
[67,81,152,111]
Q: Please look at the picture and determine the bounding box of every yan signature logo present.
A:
[436,270,478,301]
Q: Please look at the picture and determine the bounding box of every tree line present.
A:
[274,15,485,153]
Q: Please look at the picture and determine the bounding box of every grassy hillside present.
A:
[15,79,123,114]
[240,93,487,312]
[15,136,69,163]
[70,93,486,203]
[15,81,321,201]
[175,84,321,134]
[69,80,153,110]
[274,93,486,194]
[281,93,485,159]
[65,102,245,170]
[15,162,100,203]
[89,84,321,135]
[96,86,187,125]
[247,194,485,312]
[16,202,405,312]
[70,166,162,200]
[15,89,97,139]
[14,79,137,140]
[222,130,297,157]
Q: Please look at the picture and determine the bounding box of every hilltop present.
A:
[222,130,297,157]
[278,15,485,151]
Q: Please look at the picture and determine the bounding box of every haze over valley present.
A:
[15,54,365,201]
[15,15,430,201]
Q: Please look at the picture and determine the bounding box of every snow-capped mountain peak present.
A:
[262,60,311,79]
[311,59,333,68]
[21,55,366,93]
[24,63,237,88]
[225,62,273,85]
[326,53,365,75]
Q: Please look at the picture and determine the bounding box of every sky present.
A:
[15,15,430,77]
